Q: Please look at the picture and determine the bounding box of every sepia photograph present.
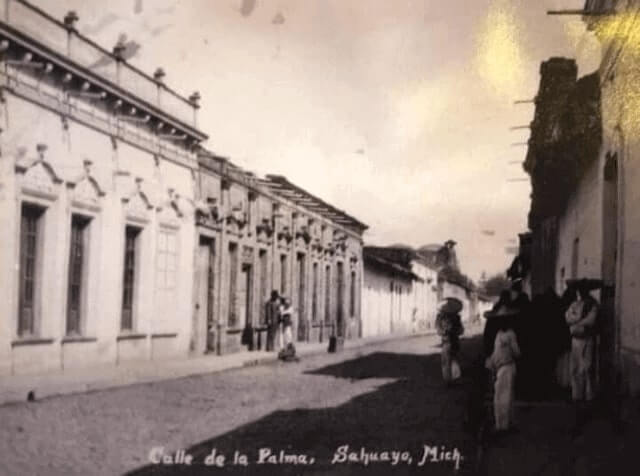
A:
[0,0,638,474]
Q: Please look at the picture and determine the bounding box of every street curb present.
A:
[0,331,438,406]
[242,330,439,368]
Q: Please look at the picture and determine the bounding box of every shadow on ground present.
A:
[125,336,483,476]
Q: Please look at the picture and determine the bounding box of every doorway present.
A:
[239,263,253,331]
[601,151,619,393]
[194,236,216,354]
[297,252,306,341]
[336,261,344,337]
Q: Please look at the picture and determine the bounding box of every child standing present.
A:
[486,309,521,432]
[280,297,294,347]
[278,297,298,362]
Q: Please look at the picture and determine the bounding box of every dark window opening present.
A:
[121,225,141,331]
[312,263,319,322]
[349,271,356,318]
[228,243,239,327]
[67,215,91,335]
[18,203,45,337]
[280,254,287,295]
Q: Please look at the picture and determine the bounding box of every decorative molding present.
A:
[150,332,178,339]
[256,218,274,244]
[116,333,147,341]
[225,204,247,235]
[61,336,98,344]
[296,225,312,245]
[67,159,105,210]
[15,144,63,199]
[277,225,293,244]
[242,245,254,263]
[122,177,153,222]
[3,80,199,171]
[157,187,183,228]
[11,337,55,347]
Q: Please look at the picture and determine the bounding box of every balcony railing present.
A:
[2,0,197,130]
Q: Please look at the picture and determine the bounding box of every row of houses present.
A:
[0,1,369,376]
[362,243,485,338]
[0,1,480,377]
[508,0,640,397]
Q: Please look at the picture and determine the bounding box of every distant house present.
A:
[362,246,438,337]
[418,241,477,323]
[438,268,477,323]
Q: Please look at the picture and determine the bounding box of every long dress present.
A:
[488,329,520,430]
[565,297,598,401]
[436,312,463,382]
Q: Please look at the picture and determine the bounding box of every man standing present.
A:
[565,279,599,431]
[265,290,281,352]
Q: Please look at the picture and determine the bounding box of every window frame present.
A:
[155,227,179,292]
[17,202,46,338]
[121,224,143,332]
[65,213,92,336]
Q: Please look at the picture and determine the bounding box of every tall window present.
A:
[280,254,288,295]
[336,262,344,336]
[311,262,319,322]
[259,249,268,324]
[67,215,91,335]
[297,253,306,318]
[121,226,141,331]
[349,271,357,318]
[571,238,580,279]
[324,264,331,323]
[156,230,178,291]
[18,203,45,337]
[228,243,239,327]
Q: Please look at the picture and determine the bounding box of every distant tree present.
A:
[480,273,510,297]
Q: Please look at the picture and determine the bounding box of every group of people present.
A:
[264,290,297,361]
[480,279,601,434]
[437,278,601,435]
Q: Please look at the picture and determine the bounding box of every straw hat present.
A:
[440,297,463,314]
[484,303,519,319]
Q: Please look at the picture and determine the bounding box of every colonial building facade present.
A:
[192,155,367,356]
[582,0,640,396]
[0,1,367,376]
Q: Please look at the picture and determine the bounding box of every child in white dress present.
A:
[486,313,521,432]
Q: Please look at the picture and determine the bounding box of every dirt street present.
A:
[0,334,482,476]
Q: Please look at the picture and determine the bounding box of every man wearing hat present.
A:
[436,298,465,384]
[565,278,600,428]
[264,290,281,352]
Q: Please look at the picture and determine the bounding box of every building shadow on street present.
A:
[125,336,483,476]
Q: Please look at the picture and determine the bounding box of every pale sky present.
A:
[39,0,602,281]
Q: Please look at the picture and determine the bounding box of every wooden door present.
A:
[297,253,306,341]
[239,263,252,329]
[193,237,215,354]
[336,262,344,337]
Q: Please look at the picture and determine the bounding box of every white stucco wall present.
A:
[553,154,604,295]
[0,89,197,375]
